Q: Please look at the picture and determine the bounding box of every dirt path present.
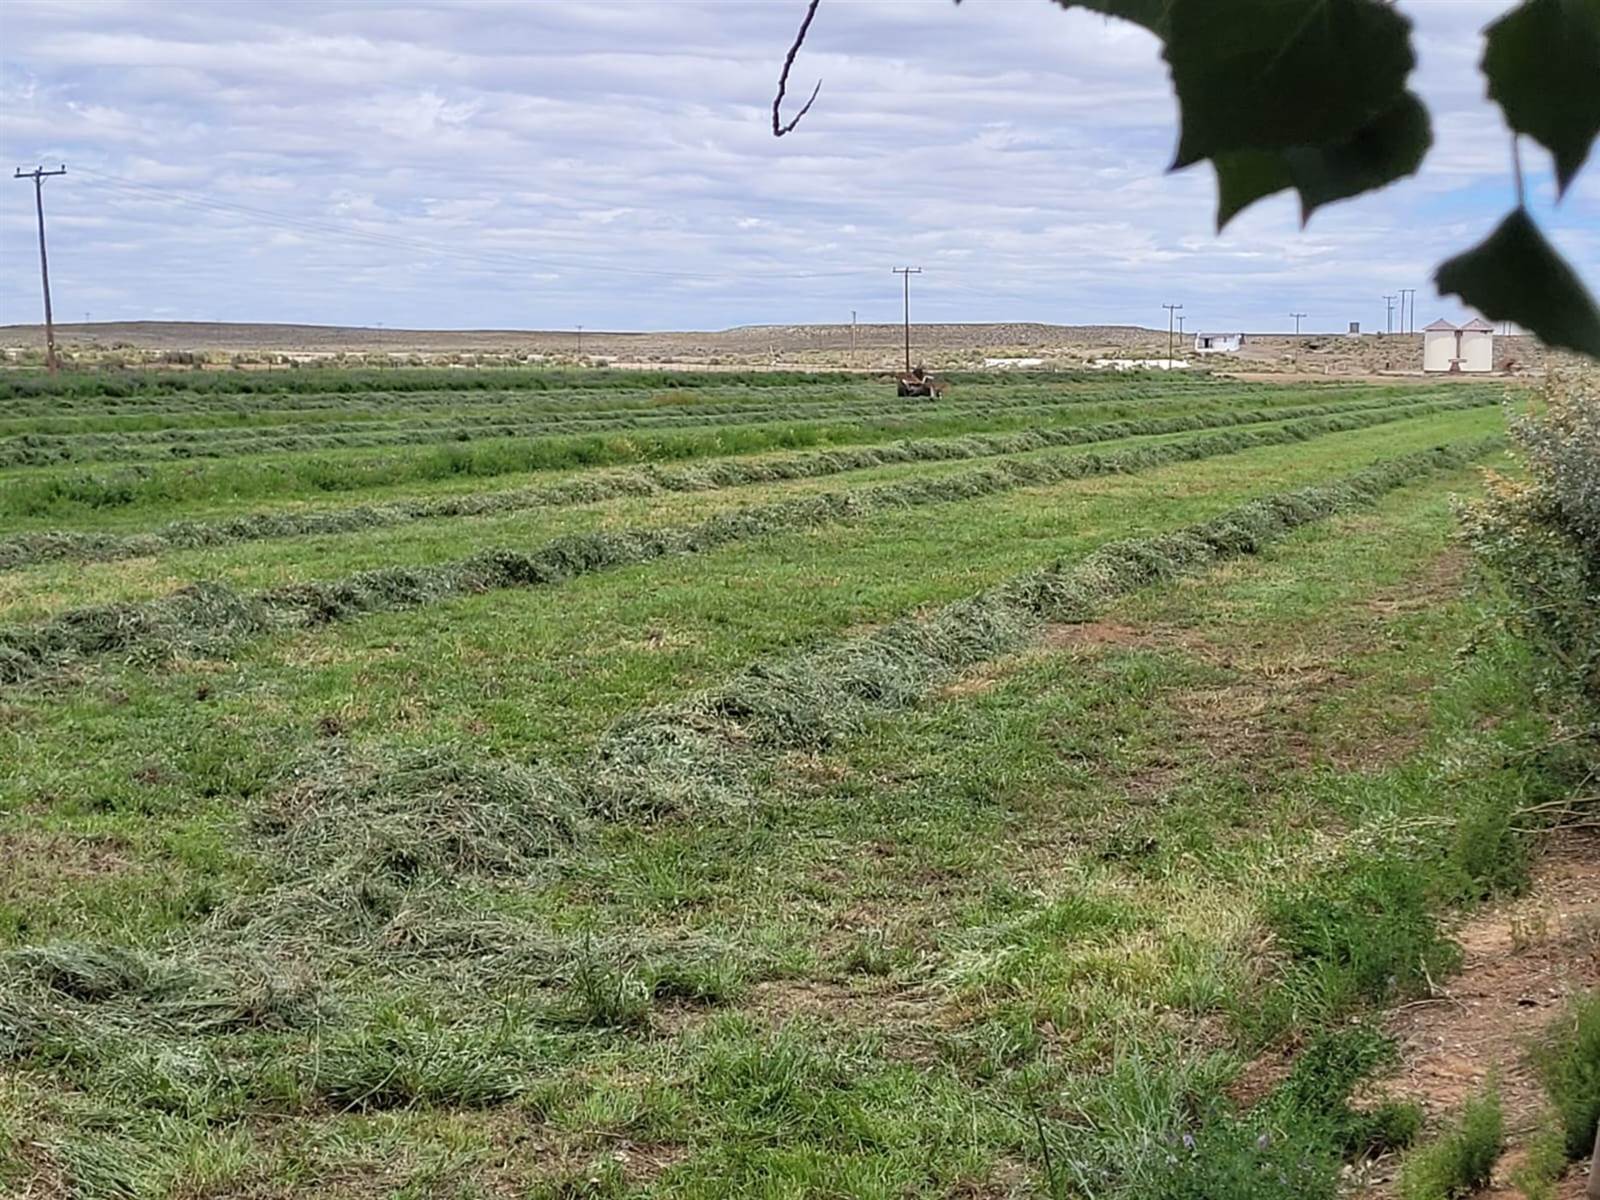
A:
[1358,837,1600,1197]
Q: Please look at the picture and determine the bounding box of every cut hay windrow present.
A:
[0,373,1255,434]
[0,405,1497,685]
[0,364,1242,407]
[0,375,1270,442]
[0,379,1362,470]
[0,392,1485,571]
[584,437,1505,819]
[2,386,1477,523]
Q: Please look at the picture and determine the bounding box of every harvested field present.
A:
[2,365,1592,1199]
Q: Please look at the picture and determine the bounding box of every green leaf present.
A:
[1212,91,1431,229]
[1482,0,1600,198]
[1282,90,1431,223]
[1213,150,1294,228]
[1050,0,1170,37]
[1434,208,1600,359]
[1164,0,1415,168]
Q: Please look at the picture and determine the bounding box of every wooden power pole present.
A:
[1163,302,1183,365]
[893,267,921,372]
[14,164,67,373]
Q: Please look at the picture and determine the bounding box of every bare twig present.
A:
[773,0,823,137]
[1513,794,1600,818]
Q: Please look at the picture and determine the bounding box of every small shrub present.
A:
[1396,1086,1503,1200]
[1529,990,1600,1159]
[1441,796,1530,903]
[1509,1125,1570,1200]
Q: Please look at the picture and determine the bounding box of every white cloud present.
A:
[0,0,1594,332]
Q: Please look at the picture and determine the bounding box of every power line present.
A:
[14,164,67,374]
[1289,311,1307,335]
[894,267,922,373]
[1163,302,1183,365]
[1383,294,1397,335]
[1398,288,1416,334]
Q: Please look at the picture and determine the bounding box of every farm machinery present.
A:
[895,365,946,398]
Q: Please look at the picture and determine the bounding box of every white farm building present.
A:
[1422,318,1495,373]
[1193,332,1244,354]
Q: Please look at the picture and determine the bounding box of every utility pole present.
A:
[14,164,67,374]
[850,309,857,366]
[1163,302,1183,365]
[1177,315,1185,338]
[1399,288,1416,334]
[1383,294,1397,335]
[893,267,922,372]
[1290,312,1307,335]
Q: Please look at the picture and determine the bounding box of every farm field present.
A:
[0,368,1585,1198]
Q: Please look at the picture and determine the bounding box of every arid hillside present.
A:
[0,319,1554,377]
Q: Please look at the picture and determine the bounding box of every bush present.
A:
[1462,370,1600,709]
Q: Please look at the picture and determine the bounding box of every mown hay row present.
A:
[0,376,1267,445]
[0,365,1241,405]
[0,393,1490,571]
[0,382,1317,470]
[0,438,1501,1127]
[585,438,1504,818]
[0,407,1489,685]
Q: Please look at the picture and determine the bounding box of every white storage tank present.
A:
[1423,319,1495,373]
[1458,318,1495,372]
[1423,320,1459,372]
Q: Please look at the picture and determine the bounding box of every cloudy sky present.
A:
[1,0,1595,334]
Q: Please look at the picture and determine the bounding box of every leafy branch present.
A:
[771,0,1600,358]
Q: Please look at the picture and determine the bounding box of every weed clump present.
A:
[302,1004,546,1109]
[1529,990,1600,1160]
[1396,1086,1504,1200]
[1266,855,1462,1017]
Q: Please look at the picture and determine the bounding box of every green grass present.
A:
[0,374,1573,1199]
[0,405,1499,676]
[0,390,1463,571]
